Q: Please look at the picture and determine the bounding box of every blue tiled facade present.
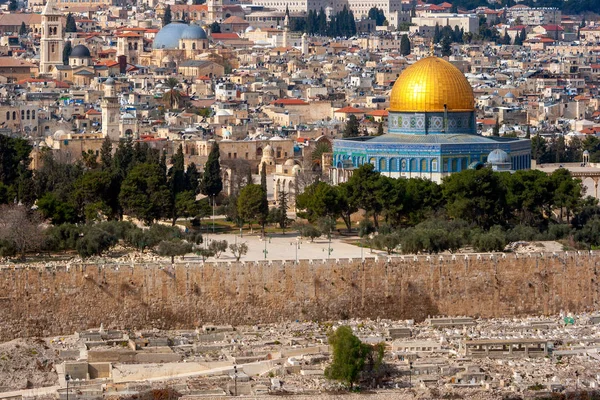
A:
[332,109,531,183]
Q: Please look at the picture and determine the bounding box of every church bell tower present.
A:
[102,78,120,141]
[40,0,64,74]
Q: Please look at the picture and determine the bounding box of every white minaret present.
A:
[40,0,64,74]
[101,78,120,141]
[301,33,308,56]
[283,12,290,48]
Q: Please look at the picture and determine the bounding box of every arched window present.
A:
[32,110,35,119]
[379,158,386,171]
[401,159,407,171]
[369,157,376,166]
[182,42,185,49]
[202,42,206,49]
[21,110,24,120]
[134,42,138,50]
[12,111,16,120]
[128,43,133,50]
[431,159,438,172]
[390,158,398,171]
[6,111,9,120]
[410,159,417,171]
[421,159,428,172]
[26,110,30,120]
[192,42,196,50]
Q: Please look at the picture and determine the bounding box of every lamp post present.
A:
[263,235,270,260]
[65,374,71,400]
[291,239,301,264]
[234,365,238,396]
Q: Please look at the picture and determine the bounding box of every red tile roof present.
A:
[211,33,239,40]
[367,110,389,117]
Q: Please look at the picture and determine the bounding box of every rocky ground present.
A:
[0,338,62,391]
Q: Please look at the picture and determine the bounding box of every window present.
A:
[5,111,9,120]
[26,110,30,120]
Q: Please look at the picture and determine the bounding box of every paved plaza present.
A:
[184,232,381,263]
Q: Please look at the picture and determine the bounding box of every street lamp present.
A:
[263,235,270,259]
[290,239,301,264]
[65,374,71,400]
[233,365,238,396]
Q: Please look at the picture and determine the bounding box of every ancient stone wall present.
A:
[1,252,599,341]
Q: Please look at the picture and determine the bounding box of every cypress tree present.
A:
[65,13,77,33]
[278,187,288,232]
[62,41,72,65]
[100,137,113,170]
[400,34,411,56]
[376,121,384,136]
[201,142,223,199]
[19,22,27,36]
[260,162,267,192]
[492,118,500,137]
[163,5,172,27]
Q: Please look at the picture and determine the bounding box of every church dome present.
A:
[70,44,91,58]
[389,57,475,112]
[153,22,188,49]
[487,149,510,164]
[181,24,207,40]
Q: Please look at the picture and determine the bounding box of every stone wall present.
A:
[1,252,599,341]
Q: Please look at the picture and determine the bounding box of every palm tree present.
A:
[162,77,182,110]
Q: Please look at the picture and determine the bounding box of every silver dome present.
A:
[181,24,207,40]
[152,22,188,50]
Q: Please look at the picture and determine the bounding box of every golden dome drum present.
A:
[389,57,475,113]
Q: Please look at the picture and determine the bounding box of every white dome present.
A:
[53,130,68,140]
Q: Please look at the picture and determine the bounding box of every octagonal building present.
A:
[331,57,531,184]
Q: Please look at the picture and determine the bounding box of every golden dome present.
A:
[389,57,474,113]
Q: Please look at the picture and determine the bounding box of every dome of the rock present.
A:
[389,56,475,112]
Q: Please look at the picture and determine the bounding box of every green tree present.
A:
[156,239,192,263]
[201,142,223,225]
[440,35,452,57]
[400,34,411,56]
[201,142,223,199]
[8,0,16,11]
[210,21,221,33]
[277,187,289,232]
[65,13,77,32]
[168,144,186,225]
[347,164,382,227]
[162,77,182,110]
[228,242,248,261]
[442,168,508,229]
[492,117,500,136]
[343,114,360,138]
[550,168,583,223]
[325,326,372,390]
[19,22,27,36]
[376,121,384,136]
[76,226,117,259]
[296,181,343,223]
[119,163,170,225]
[260,162,267,192]
[63,41,72,66]
[367,7,386,25]
[100,137,113,169]
[73,170,115,221]
[163,5,172,26]
[237,184,268,232]
[0,136,33,205]
[294,222,321,242]
[208,239,228,258]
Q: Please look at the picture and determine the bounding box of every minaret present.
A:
[101,78,120,141]
[40,0,64,74]
[301,33,308,56]
[283,10,290,48]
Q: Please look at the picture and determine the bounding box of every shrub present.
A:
[44,224,82,251]
[471,226,507,252]
[76,226,118,258]
[294,222,321,242]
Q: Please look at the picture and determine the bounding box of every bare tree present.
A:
[0,205,45,258]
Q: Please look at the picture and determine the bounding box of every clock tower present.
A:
[101,78,120,141]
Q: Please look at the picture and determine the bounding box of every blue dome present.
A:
[181,24,207,40]
[487,149,510,165]
[152,22,188,50]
